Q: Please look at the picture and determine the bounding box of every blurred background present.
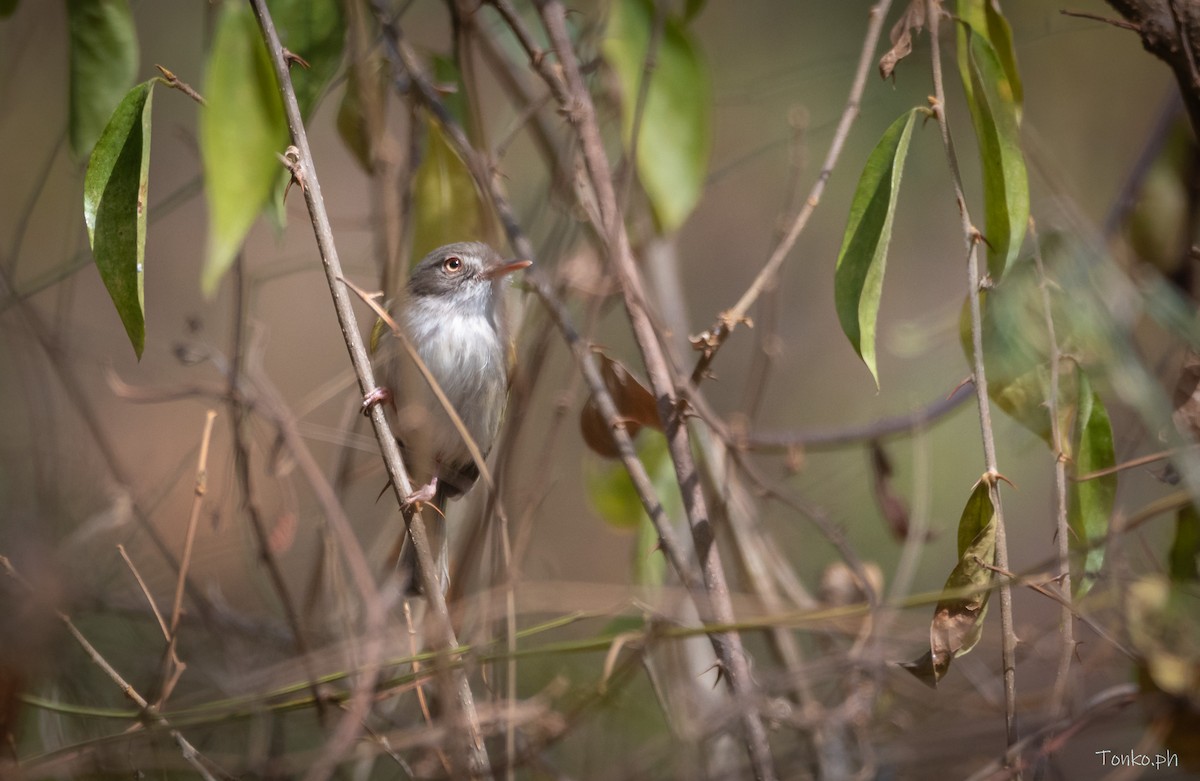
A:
[0,1,1193,778]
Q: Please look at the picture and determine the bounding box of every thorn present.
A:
[283,48,311,70]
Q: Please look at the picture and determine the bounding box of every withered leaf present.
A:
[580,349,663,459]
[879,0,927,81]
[870,440,911,539]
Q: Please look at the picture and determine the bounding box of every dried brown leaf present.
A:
[879,0,926,81]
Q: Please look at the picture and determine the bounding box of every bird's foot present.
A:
[402,477,439,511]
[361,386,392,415]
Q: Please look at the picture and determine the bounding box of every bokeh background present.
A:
[0,1,1191,778]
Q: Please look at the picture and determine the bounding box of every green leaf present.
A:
[585,433,677,586]
[834,108,919,387]
[200,1,289,296]
[956,1,1023,120]
[963,27,1028,280]
[83,80,154,359]
[904,480,997,686]
[0,0,19,18]
[1068,383,1115,597]
[67,0,139,159]
[268,0,344,119]
[603,0,712,232]
[1169,506,1200,583]
[411,111,487,262]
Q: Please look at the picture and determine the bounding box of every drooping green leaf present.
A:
[963,28,1028,280]
[603,0,712,232]
[83,80,154,359]
[200,1,289,296]
[411,111,487,262]
[67,0,139,159]
[1068,382,1115,597]
[0,0,19,18]
[956,1,1023,120]
[834,108,919,387]
[904,480,996,687]
[1170,505,1200,582]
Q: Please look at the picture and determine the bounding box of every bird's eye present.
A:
[442,256,463,274]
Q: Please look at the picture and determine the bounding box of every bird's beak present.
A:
[482,258,533,280]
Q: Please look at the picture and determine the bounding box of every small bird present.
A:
[378,242,530,594]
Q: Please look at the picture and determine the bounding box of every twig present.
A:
[925,0,1019,750]
[1059,9,1141,32]
[0,556,221,781]
[531,3,776,777]
[245,3,490,779]
[963,684,1138,781]
[742,379,974,450]
[377,4,779,775]
[687,0,895,384]
[156,408,218,707]
[154,64,207,106]
[1030,218,1078,724]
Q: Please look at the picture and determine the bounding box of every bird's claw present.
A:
[402,478,439,511]
[362,386,392,415]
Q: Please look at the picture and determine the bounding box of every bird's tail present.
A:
[392,481,451,597]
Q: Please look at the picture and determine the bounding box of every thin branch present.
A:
[245,3,489,779]
[0,556,222,781]
[154,64,207,106]
[742,379,974,450]
[1030,218,1077,724]
[687,0,895,384]
[531,3,776,777]
[925,0,1019,750]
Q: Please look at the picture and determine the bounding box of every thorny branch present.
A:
[925,0,1019,751]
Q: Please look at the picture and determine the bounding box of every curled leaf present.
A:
[834,108,920,387]
[904,480,996,686]
[870,440,911,540]
[580,349,662,458]
[878,0,925,81]
[83,80,155,358]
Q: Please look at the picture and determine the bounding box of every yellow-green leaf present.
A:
[83,79,154,359]
[956,1,1023,120]
[1068,383,1115,596]
[67,0,139,159]
[834,108,920,387]
[585,433,677,586]
[410,111,487,262]
[904,480,996,686]
[963,27,1028,280]
[603,0,711,232]
[200,1,289,296]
